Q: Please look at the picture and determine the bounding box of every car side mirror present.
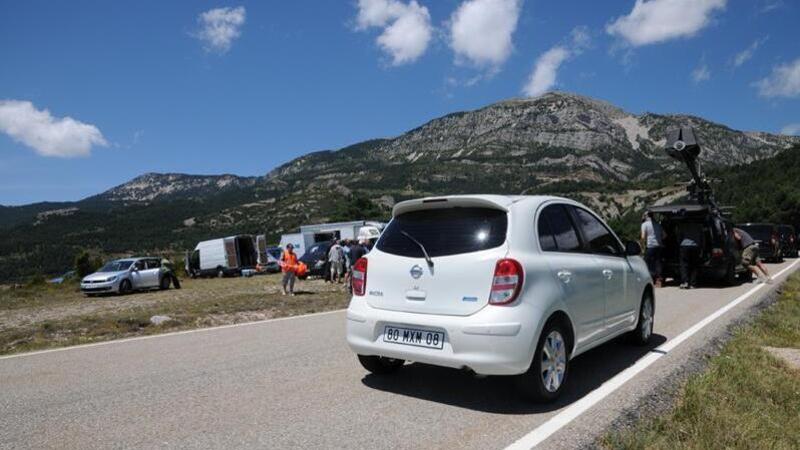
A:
[625,241,642,257]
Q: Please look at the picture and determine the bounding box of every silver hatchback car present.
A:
[80,257,172,295]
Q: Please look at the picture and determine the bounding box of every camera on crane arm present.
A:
[664,127,717,210]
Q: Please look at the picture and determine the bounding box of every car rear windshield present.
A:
[377,207,507,258]
[739,225,773,241]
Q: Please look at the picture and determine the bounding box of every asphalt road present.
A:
[1,259,798,450]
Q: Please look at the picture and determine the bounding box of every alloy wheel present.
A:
[541,331,567,393]
[641,297,654,341]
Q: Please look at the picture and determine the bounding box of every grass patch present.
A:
[0,275,350,355]
[604,275,800,449]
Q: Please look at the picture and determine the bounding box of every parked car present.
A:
[736,223,782,263]
[298,241,333,279]
[80,257,174,296]
[777,224,798,258]
[648,204,746,285]
[47,270,76,284]
[346,195,654,402]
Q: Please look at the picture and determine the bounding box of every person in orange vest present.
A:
[280,243,299,296]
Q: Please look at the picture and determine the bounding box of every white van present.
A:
[186,235,258,278]
[346,195,654,401]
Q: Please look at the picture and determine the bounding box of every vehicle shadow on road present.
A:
[361,333,667,414]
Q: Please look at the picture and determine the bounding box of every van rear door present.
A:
[365,204,508,317]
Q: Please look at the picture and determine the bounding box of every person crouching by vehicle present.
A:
[734,227,774,284]
[677,222,703,289]
[160,258,181,289]
[641,211,665,287]
[280,244,299,296]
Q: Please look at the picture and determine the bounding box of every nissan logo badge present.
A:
[410,265,423,279]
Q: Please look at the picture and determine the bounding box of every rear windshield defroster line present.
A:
[376,207,508,258]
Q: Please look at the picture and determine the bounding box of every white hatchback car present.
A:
[346,195,654,401]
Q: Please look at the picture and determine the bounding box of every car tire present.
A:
[119,279,132,295]
[723,261,737,286]
[159,276,170,290]
[515,321,569,402]
[628,292,655,346]
[357,355,404,375]
[739,269,754,283]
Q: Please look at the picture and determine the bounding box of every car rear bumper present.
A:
[345,298,541,376]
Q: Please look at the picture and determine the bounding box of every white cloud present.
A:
[522,27,591,97]
[691,61,711,83]
[755,57,800,98]
[354,0,432,66]
[523,47,570,97]
[0,100,108,158]
[780,123,800,136]
[732,37,767,68]
[606,0,726,47]
[194,6,246,54]
[449,0,521,68]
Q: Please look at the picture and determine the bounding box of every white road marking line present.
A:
[0,308,346,361]
[505,259,800,450]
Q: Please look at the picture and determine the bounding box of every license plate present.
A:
[383,325,444,350]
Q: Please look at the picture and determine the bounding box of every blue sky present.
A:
[0,0,798,205]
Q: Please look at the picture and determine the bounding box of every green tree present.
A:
[74,250,100,278]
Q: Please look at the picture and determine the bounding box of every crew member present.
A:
[280,244,299,296]
[734,227,774,284]
[677,222,703,289]
[640,211,665,287]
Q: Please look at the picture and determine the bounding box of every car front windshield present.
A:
[99,260,133,272]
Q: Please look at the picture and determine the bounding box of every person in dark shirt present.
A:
[677,222,704,289]
[345,240,367,294]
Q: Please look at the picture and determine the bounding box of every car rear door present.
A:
[365,205,509,317]
[569,206,634,335]
[537,204,607,347]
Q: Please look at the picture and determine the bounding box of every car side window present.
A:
[572,207,623,256]
[537,212,557,251]
[539,205,582,252]
[134,260,144,270]
[147,259,161,270]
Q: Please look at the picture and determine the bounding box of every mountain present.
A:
[1,92,798,282]
[90,173,259,203]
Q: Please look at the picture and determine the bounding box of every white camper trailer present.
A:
[280,220,385,257]
[186,235,258,278]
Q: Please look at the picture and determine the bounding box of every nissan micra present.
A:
[346,195,654,401]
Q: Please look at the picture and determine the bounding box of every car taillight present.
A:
[489,258,524,305]
[352,257,368,296]
[711,248,723,258]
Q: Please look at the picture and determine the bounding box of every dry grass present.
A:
[0,274,350,355]
[603,274,800,449]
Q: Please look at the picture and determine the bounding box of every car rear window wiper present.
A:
[399,228,434,268]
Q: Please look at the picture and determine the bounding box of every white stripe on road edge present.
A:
[0,308,346,361]
[506,259,800,450]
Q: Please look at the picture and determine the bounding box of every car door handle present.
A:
[557,270,572,283]
[602,269,613,280]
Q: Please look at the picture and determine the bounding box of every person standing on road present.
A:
[328,240,345,283]
[280,243,299,296]
[345,240,367,293]
[640,211,665,288]
[677,222,703,289]
[734,227,774,284]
